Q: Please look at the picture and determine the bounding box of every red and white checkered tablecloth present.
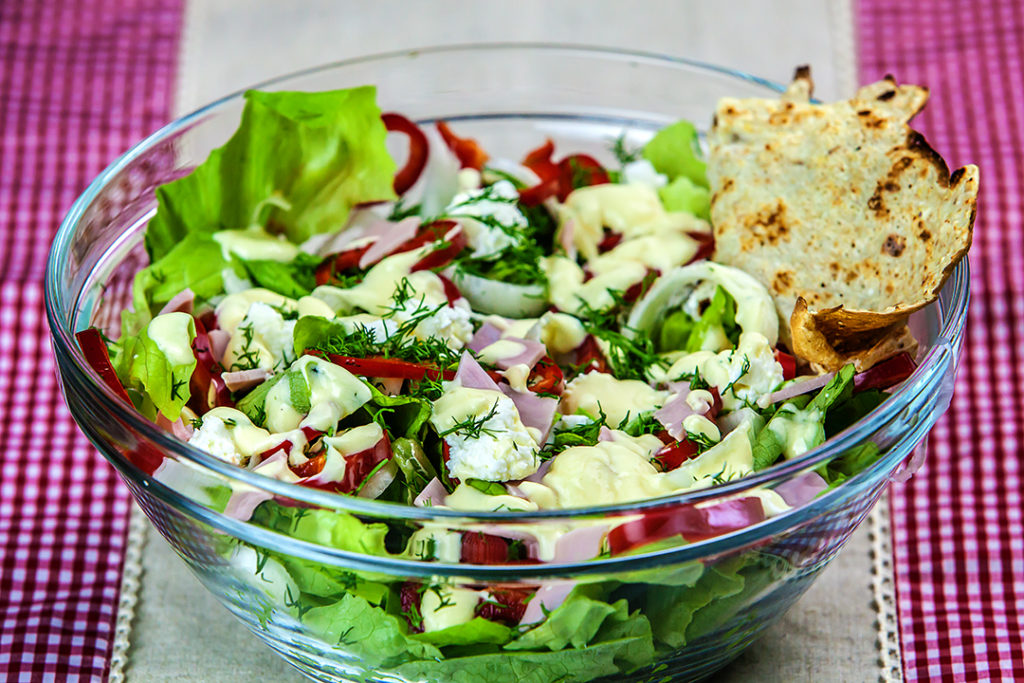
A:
[0,1,1021,680]
[0,2,182,680]
[858,1,1024,679]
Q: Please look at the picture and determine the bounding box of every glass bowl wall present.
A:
[46,45,967,683]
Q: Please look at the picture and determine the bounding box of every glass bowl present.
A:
[45,44,967,682]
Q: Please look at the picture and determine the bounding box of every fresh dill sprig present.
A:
[438,401,500,439]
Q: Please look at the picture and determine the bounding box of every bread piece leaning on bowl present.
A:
[707,66,978,372]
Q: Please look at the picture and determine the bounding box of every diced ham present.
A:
[523,458,552,484]
[558,219,576,258]
[466,323,504,353]
[414,477,448,507]
[157,288,195,316]
[774,471,829,507]
[520,581,576,625]
[762,372,836,406]
[654,393,696,442]
[223,489,273,521]
[357,216,421,269]
[454,351,501,392]
[222,368,272,392]
[209,329,231,364]
[486,337,547,371]
[499,385,557,443]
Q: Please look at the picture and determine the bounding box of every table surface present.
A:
[1,1,1022,681]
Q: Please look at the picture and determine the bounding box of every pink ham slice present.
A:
[222,368,272,392]
[499,385,557,442]
[223,451,288,521]
[520,581,576,625]
[763,372,836,406]
[454,351,501,392]
[414,477,449,507]
[357,216,421,269]
[209,329,231,364]
[466,323,503,353]
[655,387,715,441]
[774,471,828,507]
[158,288,195,316]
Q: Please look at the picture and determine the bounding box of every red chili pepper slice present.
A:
[315,244,371,286]
[527,356,564,395]
[383,113,429,194]
[326,354,455,381]
[556,154,610,202]
[774,349,797,381]
[436,121,488,170]
[75,328,133,405]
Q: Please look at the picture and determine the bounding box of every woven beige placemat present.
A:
[114,2,900,680]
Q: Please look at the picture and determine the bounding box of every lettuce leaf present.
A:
[644,559,745,648]
[234,252,322,299]
[250,505,391,557]
[396,608,655,683]
[413,617,514,648]
[302,593,443,669]
[145,86,396,261]
[658,175,710,219]
[113,312,197,420]
[506,586,622,652]
[126,233,228,333]
[642,119,708,188]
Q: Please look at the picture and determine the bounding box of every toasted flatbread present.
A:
[708,67,977,371]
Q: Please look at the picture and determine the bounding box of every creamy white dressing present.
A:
[420,585,482,632]
[561,371,668,427]
[213,227,300,262]
[146,312,195,366]
[263,356,373,433]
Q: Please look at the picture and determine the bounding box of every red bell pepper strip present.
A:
[383,113,429,194]
[315,244,371,286]
[556,154,610,201]
[75,328,132,405]
[522,139,559,181]
[607,496,765,554]
[653,439,700,471]
[774,350,797,381]
[436,121,488,170]
[326,354,456,381]
[475,587,532,624]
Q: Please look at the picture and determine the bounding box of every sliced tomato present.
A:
[383,113,429,194]
[607,496,765,554]
[527,356,564,395]
[556,154,610,201]
[315,244,371,286]
[475,587,532,624]
[854,352,917,392]
[460,532,511,564]
[291,453,325,479]
[574,335,610,374]
[304,434,393,494]
[654,439,700,471]
[129,442,165,476]
[436,121,488,170]
[75,328,132,405]
[326,354,455,381]
[411,228,468,272]
[774,349,797,381]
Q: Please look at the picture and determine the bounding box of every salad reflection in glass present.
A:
[77,87,916,681]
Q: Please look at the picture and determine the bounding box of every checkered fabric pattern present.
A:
[859,0,1024,679]
[0,2,182,680]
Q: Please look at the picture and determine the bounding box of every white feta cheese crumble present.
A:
[223,301,297,371]
[430,385,540,482]
[187,407,276,467]
[444,180,528,258]
[413,300,474,348]
[621,159,668,189]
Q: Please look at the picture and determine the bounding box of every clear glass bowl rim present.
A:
[45,42,970,528]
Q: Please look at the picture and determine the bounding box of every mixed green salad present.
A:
[78,86,918,681]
